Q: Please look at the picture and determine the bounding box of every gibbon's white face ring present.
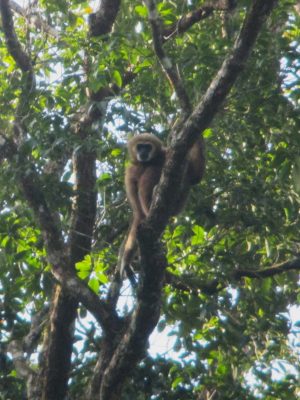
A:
[136,143,154,162]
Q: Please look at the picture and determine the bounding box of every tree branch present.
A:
[88,0,121,37]
[99,233,166,400]
[165,272,220,295]
[234,257,300,279]
[8,340,36,380]
[1,135,120,333]
[0,0,35,137]
[22,167,120,333]
[6,307,49,398]
[145,0,191,115]
[166,257,300,295]
[90,70,136,102]
[9,0,59,38]
[23,306,50,355]
[0,0,32,73]
[163,0,236,39]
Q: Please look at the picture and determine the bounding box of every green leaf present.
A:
[112,70,122,88]
[111,148,122,157]
[76,255,92,278]
[98,173,111,182]
[96,272,108,284]
[191,225,205,245]
[88,277,100,294]
[171,376,183,389]
[135,5,147,17]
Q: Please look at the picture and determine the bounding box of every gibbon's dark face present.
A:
[136,143,153,162]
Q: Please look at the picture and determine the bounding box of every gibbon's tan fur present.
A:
[121,133,205,277]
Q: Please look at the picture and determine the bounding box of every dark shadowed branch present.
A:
[234,257,300,279]
[90,70,136,102]
[163,0,237,39]
[7,307,49,398]
[0,0,32,72]
[145,0,191,115]
[89,0,121,37]
[0,136,119,333]
[166,257,300,295]
[0,0,35,136]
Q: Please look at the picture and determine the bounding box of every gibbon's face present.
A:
[136,142,154,162]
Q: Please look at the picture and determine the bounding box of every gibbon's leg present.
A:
[187,136,205,185]
[138,166,162,216]
[118,232,137,288]
[121,171,160,281]
[120,211,144,283]
[120,216,144,289]
[121,167,146,279]
[121,218,140,268]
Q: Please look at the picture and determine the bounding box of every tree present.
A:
[0,0,299,399]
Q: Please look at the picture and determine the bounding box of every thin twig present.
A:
[9,0,59,38]
[163,0,236,40]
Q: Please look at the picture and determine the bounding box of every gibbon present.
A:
[120,133,205,277]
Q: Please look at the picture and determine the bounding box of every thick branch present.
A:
[7,309,48,400]
[69,144,97,266]
[8,340,36,384]
[88,0,121,37]
[0,0,32,72]
[145,0,191,115]
[23,306,50,355]
[99,230,166,399]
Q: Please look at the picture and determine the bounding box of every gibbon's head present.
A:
[128,133,164,163]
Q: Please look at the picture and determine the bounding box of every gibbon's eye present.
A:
[136,143,153,162]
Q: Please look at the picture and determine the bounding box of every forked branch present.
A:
[149,0,278,233]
